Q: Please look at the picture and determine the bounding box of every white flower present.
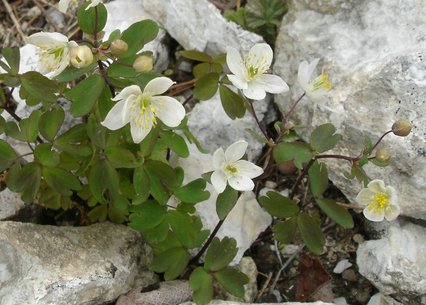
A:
[297,58,331,100]
[226,43,289,100]
[211,140,264,193]
[58,0,101,13]
[356,180,400,222]
[101,77,185,143]
[25,32,77,77]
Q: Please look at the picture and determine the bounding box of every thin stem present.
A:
[1,106,21,122]
[289,158,314,200]
[283,92,305,124]
[98,61,115,97]
[190,219,225,265]
[248,100,270,141]
[370,130,392,152]
[315,154,356,162]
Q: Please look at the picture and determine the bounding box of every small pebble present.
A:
[280,244,299,256]
[333,259,352,274]
[356,289,371,304]
[342,269,358,282]
[334,297,348,305]
[264,180,277,189]
[353,233,364,244]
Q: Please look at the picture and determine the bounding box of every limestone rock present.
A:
[180,301,334,305]
[367,293,403,305]
[357,221,426,304]
[0,189,25,220]
[143,0,263,55]
[0,221,156,305]
[273,0,426,219]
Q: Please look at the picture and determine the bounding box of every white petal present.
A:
[226,47,245,79]
[101,100,130,130]
[213,147,226,169]
[297,58,319,90]
[385,185,397,202]
[367,180,386,193]
[144,77,174,95]
[256,74,289,94]
[86,0,101,10]
[58,0,70,13]
[355,188,375,207]
[384,204,400,221]
[234,160,263,178]
[363,205,385,222]
[225,140,247,163]
[228,74,248,90]
[246,43,273,71]
[243,83,266,100]
[25,32,68,46]
[112,85,141,102]
[228,175,254,192]
[151,96,185,128]
[130,121,152,143]
[211,170,227,193]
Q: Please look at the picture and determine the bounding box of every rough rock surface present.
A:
[180,301,334,305]
[0,189,25,220]
[273,0,426,219]
[357,220,426,304]
[143,0,263,55]
[367,293,403,305]
[0,221,156,305]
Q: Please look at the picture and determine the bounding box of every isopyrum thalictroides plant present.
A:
[0,1,412,304]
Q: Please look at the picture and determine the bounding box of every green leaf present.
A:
[55,62,97,82]
[133,167,150,201]
[204,237,238,272]
[65,74,105,117]
[151,247,189,280]
[43,167,81,196]
[15,162,41,202]
[214,267,249,298]
[88,205,108,222]
[144,160,179,190]
[219,84,246,119]
[174,178,210,204]
[273,142,313,169]
[351,164,369,186]
[34,143,60,167]
[161,131,189,157]
[21,71,58,104]
[4,161,21,192]
[2,47,20,74]
[129,200,167,230]
[0,139,17,171]
[120,20,159,58]
[54,124,92,157]
[193,62,223,79]
[19,110,41,142]
[272,217,297,244]
[224,8,248,29]
[310,123,342,153]
[363,136,373,155]
[39,107,65,141]
[105,147,140,168]
[308,161,328,198]
[138,218,169,244]
[88,159,119,203]
[77,2,108,34]
[189,267,213,305]
[216,185,238,220]
[259,191,299,218]
[297,213,325,255]
[86,114,106,148]
[180,50,212,62]
[316,198,354,229]
[167,210,208,248]
[108,203,128,223]
[0,116,4,135]
[5,121,25,141]
[193,72,220,101]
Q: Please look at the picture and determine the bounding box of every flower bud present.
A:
[392,119,412,137]
[70,45,93,68]
[133,55,153,72]
[110,39,128,56]
[375,148,391,163]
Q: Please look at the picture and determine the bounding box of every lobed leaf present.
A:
[77,2,108,34]
[193,72,220,101]
[273,142,313,169]
[310,123,342,153]
[272,217,298,244]
[189,267,213,305]
[204,237,238,272]
[259,191,299,218]
[151,247,189,280]
[316,198,354,229]
[173,178,210,204]
[214,267,249,298]
[216,185,238,220]
[297,213,325,255]
[308,161,328,198]
[219,84,246,119]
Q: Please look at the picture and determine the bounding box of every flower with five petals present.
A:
[25,32,77,77]
[226,43,289,100]
[297,58,332,100]
[355,179,400,222]
[101,77,186,143]
[211,140,264,193]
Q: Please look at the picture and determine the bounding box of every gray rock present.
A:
[0,189,25,220]
[143,0,263,55]
[367,293,403,305]
[180,301,334,305]
[357,221,426,303]
[0,221,156,305]
[273,0,426,220]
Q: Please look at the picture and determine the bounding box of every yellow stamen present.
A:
[311,72,332,91]
[368,192,389,213]
[226,165,237,174]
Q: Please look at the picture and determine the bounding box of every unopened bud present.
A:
[392,119,412,137]
[70,45,93,68]
[375,148,391,163]
[133,55,153,72]
[110,39,128,56]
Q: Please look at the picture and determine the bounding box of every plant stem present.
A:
[190,219,225,265]
[283,92,305,124]
[370,130,392,152]
[289,158,314,200]
[97,61,115,96]
[248,99,270,141]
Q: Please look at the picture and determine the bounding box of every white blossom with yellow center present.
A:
[297,58,332,100]
[356,179,400,222]
[25,32,77,77]
[101,77,186,144]
[211,140,264,193]
[226,43,289,100]
[58,0,101,13]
